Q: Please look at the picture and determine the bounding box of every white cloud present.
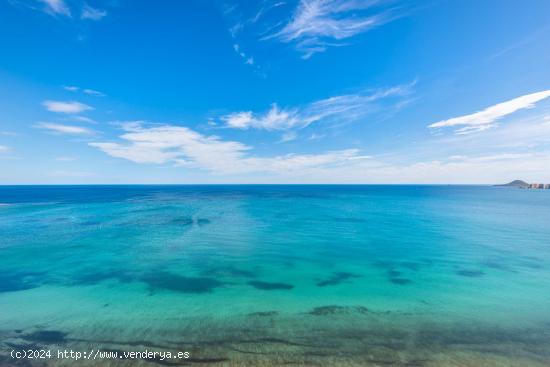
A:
[29,112,544,183]
[40,0,71,17]
[43,100,93,114]
[222,84,411,130]
[223,104,299,130]
[232,43,256,67]
[454,124,498,135]
[0,145,10,153]
[0,131,18,136]
[81,4,107,20]
[265,0,397,58]
[55,156,78,161]
[89,122,366,174]
[75,110,550,183]
[249,1,287,24]
[448,155,467,161]
[83,88,105,97]
[348,155,372,160]
[280,131,298,142]
[448,153,533,163]
[309,133,326,140]
[261,150,550,184]
[429,90,550,133]
[37,122,94,135]
[222,111,253,129]
[63,85,105,97]
[70,115,97,124]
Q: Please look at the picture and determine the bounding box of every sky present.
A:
[1,0,550,184]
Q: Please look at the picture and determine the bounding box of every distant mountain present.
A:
[496,180,529,188]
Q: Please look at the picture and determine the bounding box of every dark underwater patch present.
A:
[456,269,485,277]
[0,354,33,367]
[316,271,361,287]
[74,269,134,285]
[308,305,369,316]
[171,217,211,227]
[247,311,279,317]
[143,272,224,293]
[22,330,67,344]
[171,216,194,226]
[0,271,42,293]
[386,267,412,284]
[520,261,543,269]
[387,269,402,278]
[80,220,102,226]
[389,277,412,285]
[247,280,294,290]
[196,218,211,226]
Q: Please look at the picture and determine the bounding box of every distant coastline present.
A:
[496,180,550,189]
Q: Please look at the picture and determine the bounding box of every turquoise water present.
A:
[1,185,550,366]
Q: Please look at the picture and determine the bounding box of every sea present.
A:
[1,185,549,366]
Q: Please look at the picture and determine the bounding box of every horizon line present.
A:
[0,183,513,186]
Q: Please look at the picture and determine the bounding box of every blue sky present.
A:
[1,0,550,184]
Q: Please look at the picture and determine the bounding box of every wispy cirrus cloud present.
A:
[280,131,298,142]
[55,156,78,161]
[40,0,71,16]
[233,44,255,65]
[250,1,287,24]
[81,3,107,20]
[264,0,401,58]
[43,100,93,114]
[37,122,94,135]
[63,85,105,97]
[429,90,550,134]
[63,85,80,92]
[13,0,107,21]
[222,2,284,74]
[89,122,368,174]
[222,84,412,130]
[83,88,105,97]
[223,104,298,130]
[0,131,19,136]
[0,145,10,153]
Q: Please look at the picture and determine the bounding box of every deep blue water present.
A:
[1,185,549,365]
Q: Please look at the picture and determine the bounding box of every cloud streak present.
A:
[40,0,70,17]
[37,122,94,135]
[265,0,399,58]
[222,84,411,130]
[63,86,105,97]
[83,88,105,97]
[89,122,367,174]
[81,4,107,21]
[429,90,550,134]
[43,100,93,114]
[15,1,108,21]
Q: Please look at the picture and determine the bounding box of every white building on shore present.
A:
[528,183,550,189]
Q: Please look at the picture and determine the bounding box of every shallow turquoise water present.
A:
[1,185,550,366]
